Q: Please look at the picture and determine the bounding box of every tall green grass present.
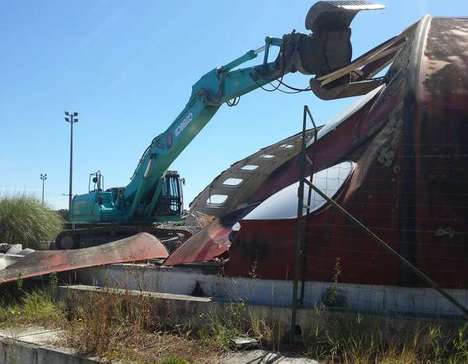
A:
[0,290,65,329]
[0,195,63,248]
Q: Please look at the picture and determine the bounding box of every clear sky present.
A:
[1,0,466,209]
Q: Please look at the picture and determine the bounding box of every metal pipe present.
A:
[291,106,319,345]
[300,107,318,304]
[290,110,306,344]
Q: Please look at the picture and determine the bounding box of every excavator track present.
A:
[55,223,194,253]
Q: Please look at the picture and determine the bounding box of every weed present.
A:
[62,287,217,363]
[197,302,246,351]
[302,309,468,363]
[321,257,347,308]
[1,285,466,364]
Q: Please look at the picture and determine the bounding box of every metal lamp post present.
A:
[40,173,47,206]
[65,111,79,212]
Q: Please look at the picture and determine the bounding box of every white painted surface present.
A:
[244,161,354,220]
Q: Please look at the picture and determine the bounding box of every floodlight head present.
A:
[73,112,78,117]
[65,111,69,116]
[65,117,70,122]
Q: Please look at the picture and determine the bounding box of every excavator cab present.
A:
[155,171,184,216]
[88,170,104,192]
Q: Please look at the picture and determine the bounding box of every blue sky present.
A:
[1,0,466,209]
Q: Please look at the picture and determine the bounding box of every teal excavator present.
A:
[56,1,386,249]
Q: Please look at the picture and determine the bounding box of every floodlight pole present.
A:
[40,173,47,206]
[65,111,79,212]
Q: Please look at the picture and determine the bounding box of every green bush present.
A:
[0,195,63,248]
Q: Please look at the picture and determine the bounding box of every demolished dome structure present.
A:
[165,16,468,289]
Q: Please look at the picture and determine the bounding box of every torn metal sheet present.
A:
[311,35,406,99]
[163,219,231,266]
[0,233,168,284]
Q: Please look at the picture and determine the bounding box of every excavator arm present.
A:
[70,1,390,225]
[124,38,287,221]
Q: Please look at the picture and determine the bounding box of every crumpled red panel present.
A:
[0,233,168,284]
[164,219,231,266]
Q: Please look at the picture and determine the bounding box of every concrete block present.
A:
[0,327,100,364]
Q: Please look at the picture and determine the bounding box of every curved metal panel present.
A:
[0,233,168,284]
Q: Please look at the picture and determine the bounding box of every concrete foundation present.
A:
[0,327,100,364]
[77,263,468,317]
[57,284,326,335]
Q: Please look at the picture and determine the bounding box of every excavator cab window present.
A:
[88,170,104,192]
[156,171,183,216]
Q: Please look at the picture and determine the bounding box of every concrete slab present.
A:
[0,326,60,345]
[0,326,101,364]
[62,284,212,303]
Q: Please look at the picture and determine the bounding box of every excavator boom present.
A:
[59,1,388,249]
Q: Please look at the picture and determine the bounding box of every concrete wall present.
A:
[56,285,351,339]
[77,264,468,317]
[0,338,99,364]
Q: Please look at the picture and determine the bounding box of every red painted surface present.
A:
[0,233,168,284]
[225,17,468,288]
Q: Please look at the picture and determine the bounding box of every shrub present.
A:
[0,195,63,248]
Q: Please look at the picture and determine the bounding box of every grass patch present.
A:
[192,303,467,363]
[0,290,65,329]
[0,286,466,363]
[301,307,468,363]
[62,288,217,363]
[0,195,63,248]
